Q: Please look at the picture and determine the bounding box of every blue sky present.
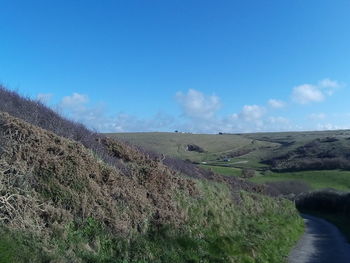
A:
[1,0,350,133]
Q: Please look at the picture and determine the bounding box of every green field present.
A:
[107,132,278,168]
[201,167,350,191]
[200,165,242,176]
[250,170,350,191]
[108,130,350,169]
[109,131,350,192]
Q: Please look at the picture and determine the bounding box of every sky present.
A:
[1,0,350,133]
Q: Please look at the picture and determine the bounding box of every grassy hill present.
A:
[108,132,277,169]
[109,130,350,192]
[0,86,303,262]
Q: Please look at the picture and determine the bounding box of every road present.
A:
[288,214,350,263]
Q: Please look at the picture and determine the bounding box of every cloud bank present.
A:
[268,99,285,108]
[176,89,220,120]
[43,78,344,133]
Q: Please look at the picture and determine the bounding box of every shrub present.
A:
[186,144,204,153]
[241,168,255,178]
[296,189,350,216]
[0,86,123,169]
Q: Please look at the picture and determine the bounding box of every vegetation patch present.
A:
[0,87,304,262]
[173,180,304,263]
[112,129,350,173]
[0,228,50,263]
[0,181,303,263]
[250,170,350,191]
[200,165,242,177]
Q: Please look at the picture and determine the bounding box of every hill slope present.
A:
[109,132,277,168]
[110,130,350,172]
[0,86,303,262]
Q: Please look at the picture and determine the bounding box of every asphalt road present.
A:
[288,214,350,263]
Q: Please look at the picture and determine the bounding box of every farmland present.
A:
[110,130,350,191]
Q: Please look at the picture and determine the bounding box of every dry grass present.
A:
[0,111,197,241]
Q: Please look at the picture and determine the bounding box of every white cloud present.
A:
[238,105,265,122]
[58,93,175,132]
[176,89,220,119]
[291,79,343,104]
[316,123,349,131]
[61,93,89,107]
[268,116,289,124]
[308,113,326,120]
[318,78,342,96]
[59,93,108,131]
[174,94,292,133]
[55,79,345,134]
[292,84,325,104]
[268,99,285,108]
[36,93,53,103]
[318,78,341,89]
[110,112,175,132]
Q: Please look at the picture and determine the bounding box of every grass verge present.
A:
[0,180,303,262]
[250,170,350,191]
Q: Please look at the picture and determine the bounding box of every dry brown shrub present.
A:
[0,111,197,239]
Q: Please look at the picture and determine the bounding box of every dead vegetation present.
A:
[0,111,198,241]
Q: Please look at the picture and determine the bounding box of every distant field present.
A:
[108,131,350,191]
[107,132,277,167]
[108,130,350,167]
[250,170,350,191]
[200,165,242,177]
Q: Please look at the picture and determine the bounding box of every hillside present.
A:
[110,131,350,170]
[109,132,277,169]
[243,131,350,171]
[0,86,303,262]
[109,130,350,192]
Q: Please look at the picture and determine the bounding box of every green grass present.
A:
[0,229,49,263]
[107,132,276,164]
[0,180,304,263]
[107,130,350,172]
[173,180,304,263]
[250,170,350,191]
[200,165,242,176]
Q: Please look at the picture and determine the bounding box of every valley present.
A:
[109,130,350,192]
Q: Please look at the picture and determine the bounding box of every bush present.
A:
[241,168,255,178]
[186,144,204,153]
[0,86,122,169]
[296,190,350,216]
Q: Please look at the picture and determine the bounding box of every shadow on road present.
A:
[289,214,350,263]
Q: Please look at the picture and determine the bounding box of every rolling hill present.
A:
[0,86,303,262]
[109,129,350,191]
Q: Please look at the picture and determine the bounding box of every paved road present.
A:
[288,214,350,263]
